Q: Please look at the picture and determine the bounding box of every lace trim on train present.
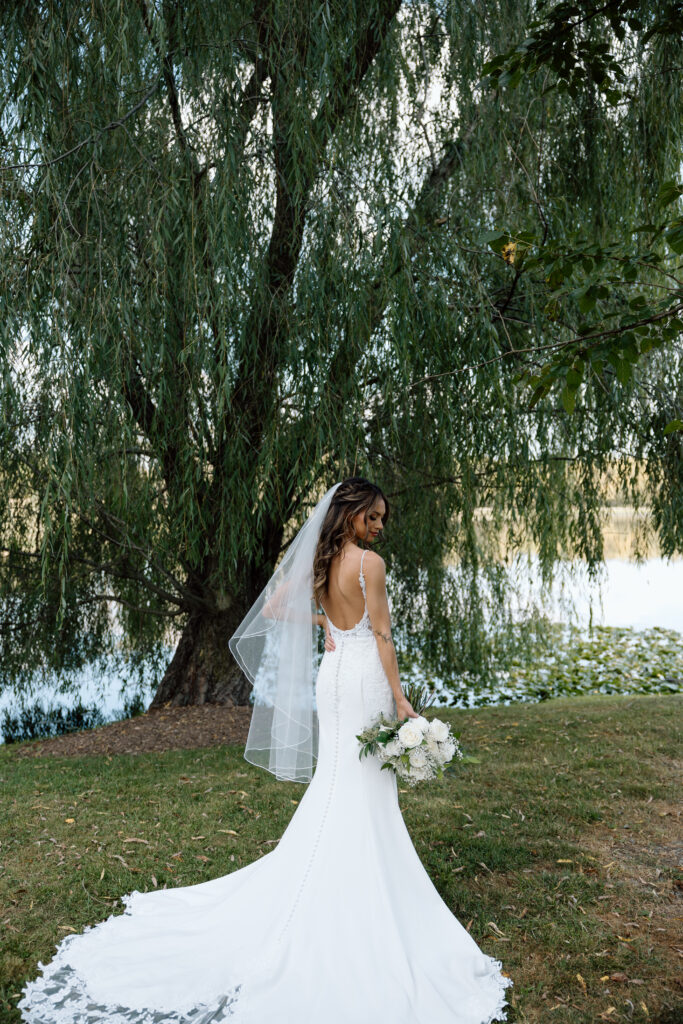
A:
[18,928,512,1024]
[17,894,244,1024]
[474,953,514,1023]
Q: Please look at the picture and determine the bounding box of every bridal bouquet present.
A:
[357,686,462,786]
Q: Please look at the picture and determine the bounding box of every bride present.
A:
[18,476,513,1024]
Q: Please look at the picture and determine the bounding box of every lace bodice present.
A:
[322,549,373,641]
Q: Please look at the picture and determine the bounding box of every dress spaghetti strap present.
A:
[359,549,368,608]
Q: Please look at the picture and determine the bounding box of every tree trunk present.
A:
[149,606,252,709]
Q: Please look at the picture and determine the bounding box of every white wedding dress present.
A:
[18,552,513,1024]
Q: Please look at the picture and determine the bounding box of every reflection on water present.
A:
[464,505,683,631]
[509,555,683,632]
[0,659,159,746]
[600,507,667,560]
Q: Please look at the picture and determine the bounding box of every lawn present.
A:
[1,692,680,1024]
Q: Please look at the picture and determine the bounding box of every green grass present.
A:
[1,693,681,1024]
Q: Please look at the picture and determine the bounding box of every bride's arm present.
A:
[262,585,321,622]
[314,611,336,651]
[364,553,417,719]
[263,591,335,649]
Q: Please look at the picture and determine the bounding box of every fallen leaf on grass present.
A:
[64,818,75,824]
[123,838,150,845]
[217,829,239,836]
[576,973,587,994]
[108,854,141,873]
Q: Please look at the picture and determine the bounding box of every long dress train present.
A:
[18,552,513,1023]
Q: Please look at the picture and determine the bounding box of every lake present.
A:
[1,508,681,741]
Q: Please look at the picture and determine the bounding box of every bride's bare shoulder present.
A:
[362,549,386,575]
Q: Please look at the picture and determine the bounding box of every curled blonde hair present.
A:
[313,477,390,609]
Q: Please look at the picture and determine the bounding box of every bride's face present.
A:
[350,497,386,543]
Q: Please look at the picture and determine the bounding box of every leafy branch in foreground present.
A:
[479,179,683,432]
[482,0,683,105]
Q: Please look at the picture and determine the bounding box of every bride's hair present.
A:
[312,477,390,609]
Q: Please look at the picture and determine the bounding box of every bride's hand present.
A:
[324,624,336,652]
[396,696,418,720]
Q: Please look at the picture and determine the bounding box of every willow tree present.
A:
[0,1,681,707]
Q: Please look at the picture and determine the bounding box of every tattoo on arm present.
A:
[373,627,394,646]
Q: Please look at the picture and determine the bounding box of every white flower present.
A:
[409,746,428,768]
[397,721,423,748]
[408,762,434,783]
[437,738,456,763]
[425,736,440,757]
[414,715,430,733]
[383,737,403,758]
[427,718,449,742]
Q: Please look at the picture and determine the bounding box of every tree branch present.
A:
[80,593,183,618]
[325,119,480,395]
[224,0,402,467]
[0,80,161,173]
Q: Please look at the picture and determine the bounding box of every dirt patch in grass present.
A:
[5,704,253,759]
[579,805,683,1023]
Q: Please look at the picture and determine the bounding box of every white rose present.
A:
[397,721,423,748]
[438,738,456,763]
[383,737,402,758]
[409,762,434,783]
[408,746,427,767]
[427,718,449,742]
[425,736,440,757]
[414,715,430,733]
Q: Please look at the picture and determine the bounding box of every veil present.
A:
[228,482,342,783]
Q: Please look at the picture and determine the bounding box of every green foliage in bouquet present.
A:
[356,684,466,786]
[401,681,436,717]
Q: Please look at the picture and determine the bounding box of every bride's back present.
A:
[321,545,369,630]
